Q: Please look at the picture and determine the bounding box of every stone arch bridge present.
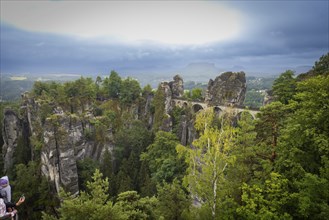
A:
[172,98,260,118]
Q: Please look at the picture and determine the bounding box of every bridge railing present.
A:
[172,98,260,111]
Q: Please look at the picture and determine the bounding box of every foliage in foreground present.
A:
[42,170,159,220]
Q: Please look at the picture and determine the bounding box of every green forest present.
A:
[0,53,328,220]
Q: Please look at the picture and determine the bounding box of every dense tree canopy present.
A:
[141,131,186,184]
[272,70,296,104]
[103,70,122,99]
[313,52,329,76]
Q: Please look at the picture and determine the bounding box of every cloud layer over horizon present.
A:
[1,1,328,79]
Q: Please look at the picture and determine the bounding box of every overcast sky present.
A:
[1,0,328,79]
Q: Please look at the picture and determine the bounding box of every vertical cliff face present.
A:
[160,74,185,113]
[169,75,184,98]
[206,72,247,106]
[144,94,154,129]
[2,93,114,195]
[178,115,196,146]
[159,75,198,146]
[160,81,173,115]
[2,109,21,172]
[158,75,184,132]
[41,113,79,195]
[40,112,114,195]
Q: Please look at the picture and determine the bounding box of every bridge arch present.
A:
[229,110,253,127]
[237,109,257,120]
[213,106,222,113]
[238,111,254,119]
[213,106,222,116]
[171,98,259,118]
[192,104,204,113]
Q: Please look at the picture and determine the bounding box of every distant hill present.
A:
[0,73,82,101]
[177,62,221,81]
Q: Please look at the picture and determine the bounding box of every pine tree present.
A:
[42,169,126,220]
[116,159,134,194]
[156,179,190,220]
[141,131,186,184]
[272,70,296,104]
[226,111,258,205]
[100,148,116,197]
[138,161,156,197]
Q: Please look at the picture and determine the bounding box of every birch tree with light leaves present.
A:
[178,108,237,220]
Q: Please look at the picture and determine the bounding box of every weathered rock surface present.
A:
[263,89,274,106]
[160,75,184,114]
[159,81,173,114]
[179,115,196,146]
[169,75,184,98]
[2,109,21,172]
[40,112,113,195]
[157,75,184,132]
[144,93,154,129]
[41,113,79,194]
[2,94,113,195]
[206,72,246,106]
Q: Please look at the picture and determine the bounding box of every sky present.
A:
[1,0,328,82]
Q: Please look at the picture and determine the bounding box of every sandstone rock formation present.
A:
[2,93,113,195]
[2,109,21,172]
[159,75,184,113]
[41,113,79,195]
[143,93,154,129]
[157,75,184,132]
[160,81,173,115]
[178,115,196,146]
[263,89,274,105]
[169,75,184,98]
[41,112,113,195]
[205,72,246,106]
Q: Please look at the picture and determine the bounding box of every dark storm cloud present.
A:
[1,0,328,77]
[194,0,329,74]
[226,1,328,53]
[0,23,181,74]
